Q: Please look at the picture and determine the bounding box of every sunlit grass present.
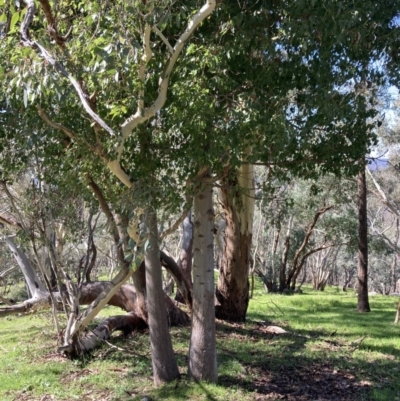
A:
[1,281,399,400]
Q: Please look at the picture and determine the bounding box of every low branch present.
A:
[0,294,52,317]
[58,312,147,357]
[160,250,192,309]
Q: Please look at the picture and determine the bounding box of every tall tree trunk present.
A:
[175,210,193,304]
[357,167,371,312]
[144,208,180,385]
[390,219,399,293]
[279,216,293,292]
[215,163,254,322]
[188,173,217,382]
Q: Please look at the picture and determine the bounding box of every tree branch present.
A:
[286,205,334,285]
[119,1,216,144]
[160,206,191,239]
[36,106,110,163]
[86,177,127,267]
[37,0,70,49]
[21,0,115,136]
[366,167,400,219]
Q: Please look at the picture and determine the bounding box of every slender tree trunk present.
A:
[357,167,371,312]
[4,236,46,297]
[144,208,180,385]
[189,174,217,382]
[279,216,293,292]
[390,219,399,293]
[175,210,193,304]
[286,205,333,289]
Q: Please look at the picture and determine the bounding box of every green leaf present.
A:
[10,11,19,32]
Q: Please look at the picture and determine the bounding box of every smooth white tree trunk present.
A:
[4,236,46,297]
[189,175,217,382]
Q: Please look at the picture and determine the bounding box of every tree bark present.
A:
[175,211,193,304]
[390,219,399,293]
[215,164,254,322]
[189,173,217,382]
[70,312,148,355]
[143,208,180,385]
[4,236,46,297]
[161,251,192,309]
[395,300,400,324]
[279,216,293,292]
[357,167,371,312]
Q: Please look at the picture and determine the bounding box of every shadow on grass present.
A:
[213,321,398,401]
[96,320,399,401]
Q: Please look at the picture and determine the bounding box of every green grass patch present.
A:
[1,282,399,400]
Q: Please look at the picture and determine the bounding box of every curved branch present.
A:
[86,177,126,266]
[21,0,115,136]
[37,0,69,48]
[119,1,216,142]
[286,205,334,286]
[36,106,110,163]
[160,250,192,309]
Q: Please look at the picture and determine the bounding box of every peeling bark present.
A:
[215,163,254,322]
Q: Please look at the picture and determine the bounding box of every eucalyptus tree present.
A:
[1,0,217,383]
[158,0,400,320]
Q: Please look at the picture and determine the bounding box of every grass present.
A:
[0,283,399,401]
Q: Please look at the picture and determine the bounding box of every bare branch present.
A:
[152,26,173,54]
[37,0,69,49]
[160,207,191,239]
[366,167,400,219]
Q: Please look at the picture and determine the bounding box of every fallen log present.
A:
[58,312,148,357]
[0,281,189,326]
